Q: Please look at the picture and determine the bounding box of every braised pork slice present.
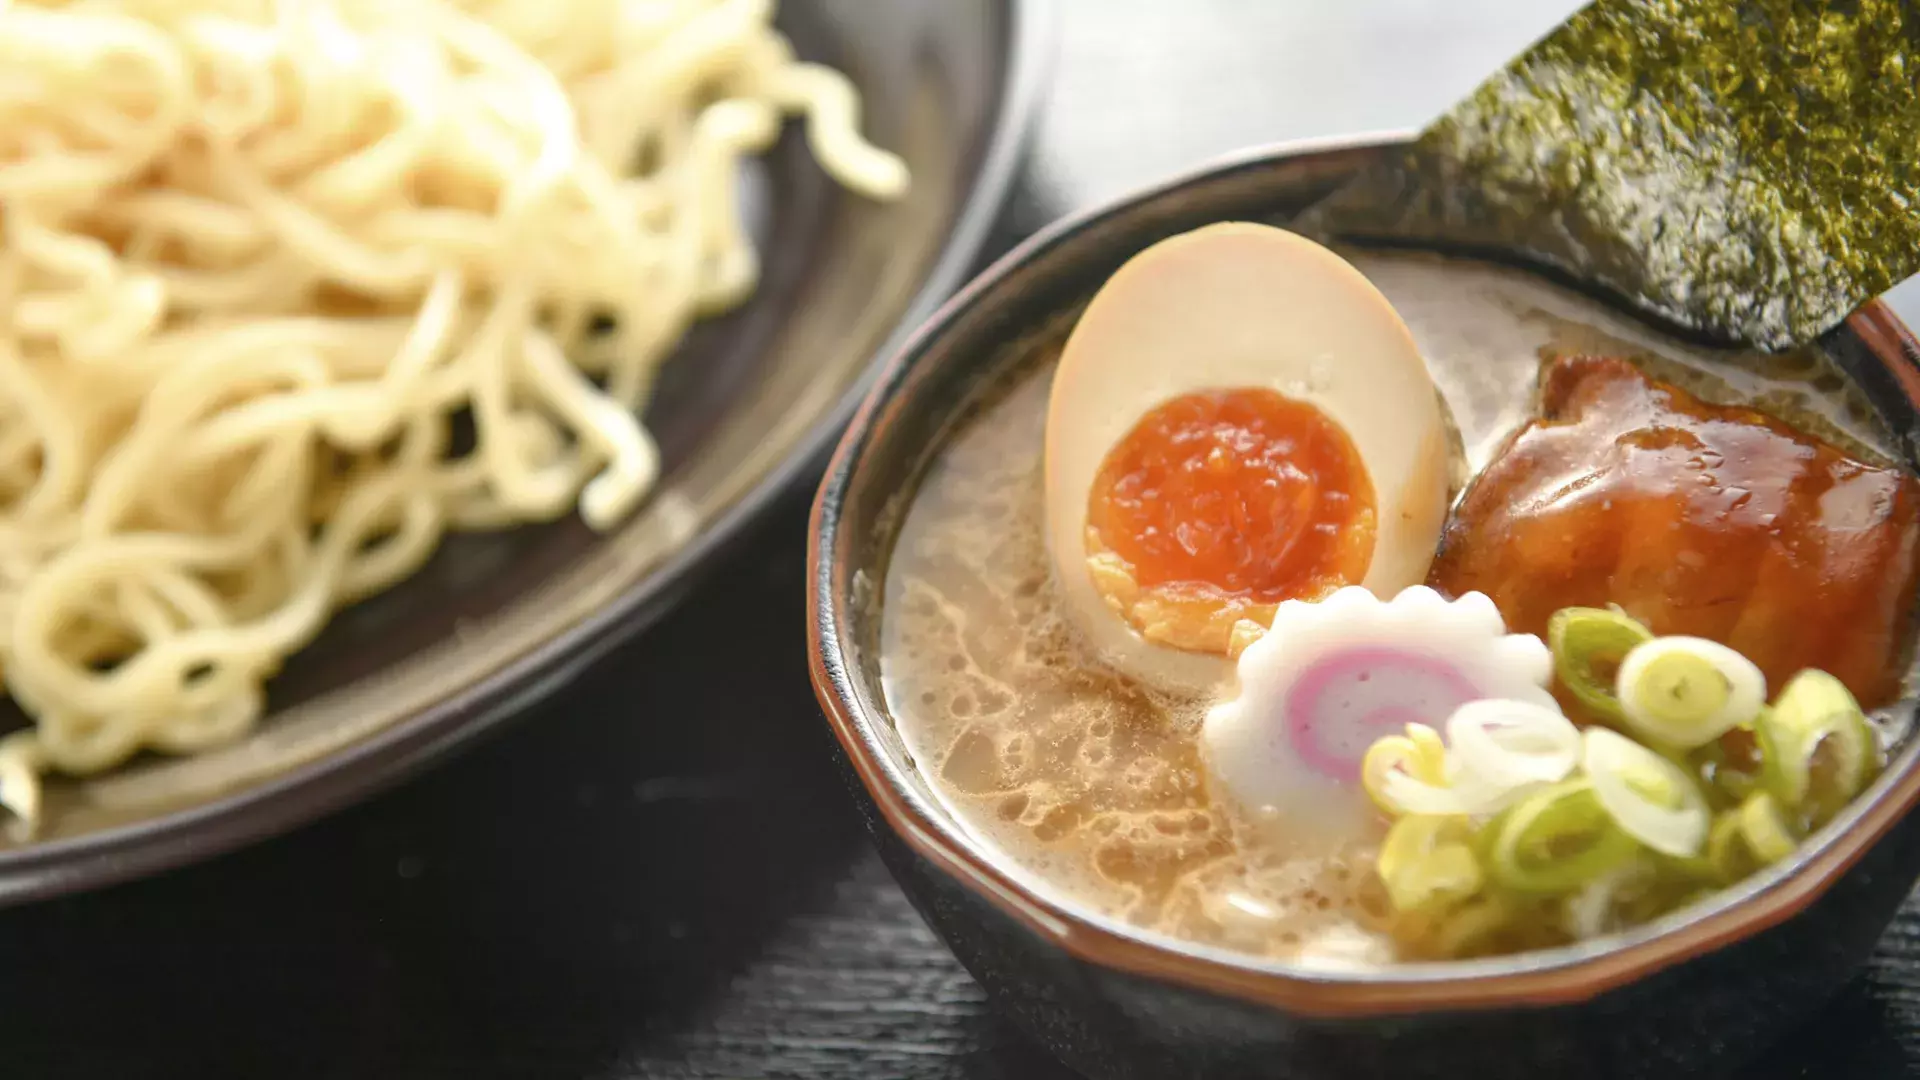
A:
[1429,356,1920,707]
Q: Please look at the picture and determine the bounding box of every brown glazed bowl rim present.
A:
[807,130,1920,1018]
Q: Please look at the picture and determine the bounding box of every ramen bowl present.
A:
[806,133,1920,1080]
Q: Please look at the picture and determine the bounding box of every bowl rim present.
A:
[806,129,1920,1018]
[0,0,1057,908]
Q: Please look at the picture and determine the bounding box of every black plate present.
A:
[0,0,1052,906]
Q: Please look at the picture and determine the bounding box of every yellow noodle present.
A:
[0,0,906,825]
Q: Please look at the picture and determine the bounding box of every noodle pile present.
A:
[0,0,906,825]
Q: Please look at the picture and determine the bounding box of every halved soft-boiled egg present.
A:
[1044,222,1451,691]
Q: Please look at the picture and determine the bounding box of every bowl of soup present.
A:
[806,133,1920,1080]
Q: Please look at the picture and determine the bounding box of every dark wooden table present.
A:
[9,6,1920,1077]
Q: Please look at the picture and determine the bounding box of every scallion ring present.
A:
[1377,814,1484,914]
[1482,777,1639,893]
[1756,669,1876,819]
[1361,723,1448,814]
[1446,698,1581,790]
[1614,636,1766,749]
[1548,606,1652,723]
[1583,727,1711,857]
[1378,756,1519,817]
[1737,791,1800,866]
[1703,807,1755,884]
[1561,859,1656,939]
[1431,895,1517,959]
[1698,736,1763,805]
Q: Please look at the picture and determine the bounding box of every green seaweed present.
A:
[1307,0,1920,350]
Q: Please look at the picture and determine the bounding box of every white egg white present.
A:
[1043,222,1452,692]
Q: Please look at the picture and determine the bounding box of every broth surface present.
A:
[879,251,1912,967]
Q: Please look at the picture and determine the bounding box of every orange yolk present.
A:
[1084,389,1375,652]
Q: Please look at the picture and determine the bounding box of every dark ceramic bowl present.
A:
[807,133,1920,1080]
[0,0,1051,907]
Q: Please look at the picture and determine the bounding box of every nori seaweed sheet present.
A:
[1304,0,1920,351]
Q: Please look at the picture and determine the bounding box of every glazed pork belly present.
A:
[1430,355,1920,708]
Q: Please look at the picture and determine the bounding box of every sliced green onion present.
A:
[1548,606,1652,722]
[1657,848,1715,886]
[1361,723,1448,814]
[1697,732,1764,806]
[1482,778,1638,893]
[1377,814,1484,913]
[1697,796,1802,881]
[1376,774,1473,817]
[1446,699,1581,790]
[1697,787,1797,880]
[1703,807,1756,884]
[1369,703,1575,818]
[1615,636,1766,749]
[1561,858,1659,939]
[1756,670,1877,820]
[1737,791,1800,866]
[1431,894,1517,959]
[1583,727,1711,857]
[1408,723,1446,768]
[1376,754,1521,818]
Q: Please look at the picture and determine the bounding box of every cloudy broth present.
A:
[878,251,1907,967]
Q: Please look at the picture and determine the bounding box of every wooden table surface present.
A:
[10,5,1920,1077]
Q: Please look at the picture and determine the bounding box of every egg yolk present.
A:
[1084,388,1376,655]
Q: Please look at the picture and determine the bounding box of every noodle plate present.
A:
[0,0,906,826]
